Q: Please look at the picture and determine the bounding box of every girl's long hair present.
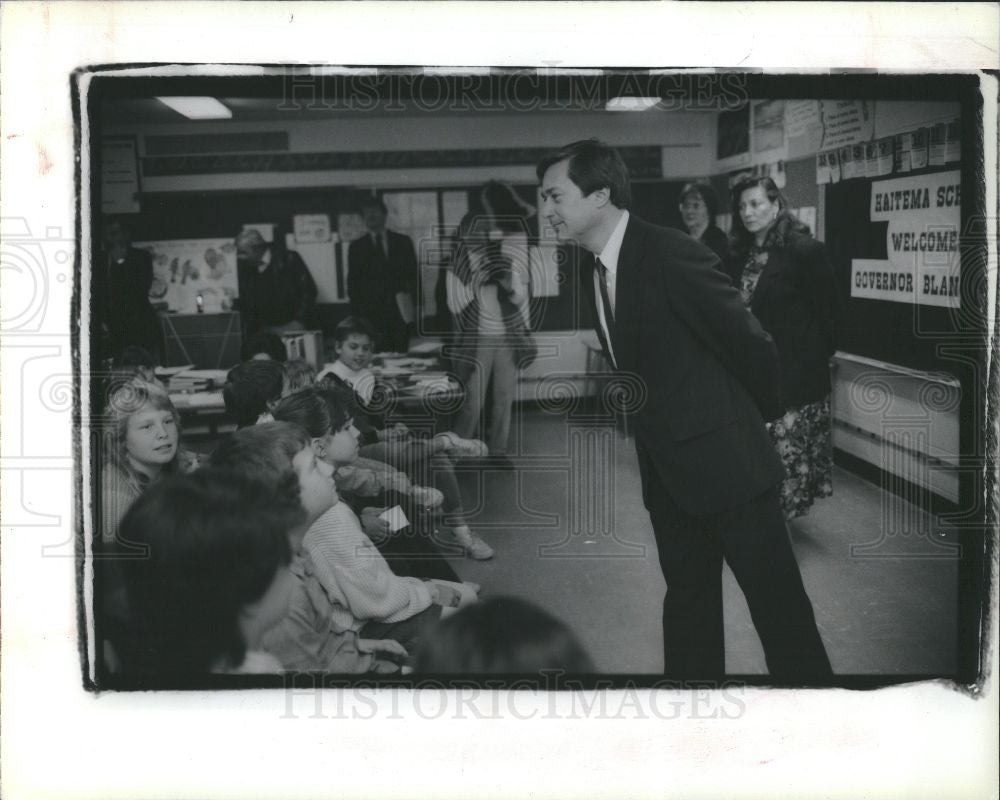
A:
[103,378,183,497]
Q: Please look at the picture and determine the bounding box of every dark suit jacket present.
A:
[347,230,418,345]
[699,225,730,263]
[237,248,317,335]
[726,232,836,408]
[587,215,785,515]
[101,246,161,359]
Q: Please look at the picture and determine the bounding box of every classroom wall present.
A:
[105,110,715,192]
[104,99,973,503]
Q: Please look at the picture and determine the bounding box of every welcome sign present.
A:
[851,170,961,308]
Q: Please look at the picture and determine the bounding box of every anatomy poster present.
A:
[134,238,240,314]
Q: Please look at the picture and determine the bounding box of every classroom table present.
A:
[166,354,464,436]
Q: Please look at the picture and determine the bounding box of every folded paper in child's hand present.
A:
[379,506,410,532]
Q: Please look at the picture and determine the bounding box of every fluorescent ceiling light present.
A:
[605,96,662,112]
[156,97,232,120]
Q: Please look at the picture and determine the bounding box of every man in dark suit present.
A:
[100,217,162,362]
[347,196,418,353]
[537,140,831,681]
[235,229,317,337]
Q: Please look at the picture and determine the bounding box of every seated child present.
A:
[273,387,444,539]
[414,596,595,675]
[113,344,160,385]
[222,359,289,428]
[117,468,303,677]
[273,387,461,583]
[242,330,288,362]
[210,421,463,670]
[320,316,495,560]
[99,377,201,672]
[283,359,317,392]
[101,377,199,547]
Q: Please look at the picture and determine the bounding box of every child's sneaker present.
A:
[435,432,489,459]
[453,529,495,560]
[411,485,444,508]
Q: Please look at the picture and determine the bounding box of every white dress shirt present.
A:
[593,210,629,367]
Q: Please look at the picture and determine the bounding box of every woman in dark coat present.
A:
[678,182,729,262]
[728,176,837,519]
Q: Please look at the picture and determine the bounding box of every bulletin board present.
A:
[823,164,971,374]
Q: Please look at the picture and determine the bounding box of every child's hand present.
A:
[358,638,409,660]
[360,507,391,543]
[430,579,479,614]
[411,485,444,509]
[381,424,409,442]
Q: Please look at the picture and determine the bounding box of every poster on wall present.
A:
[819,100,874,150]
[852,169,961,308]
[716,106,751,167]
[753,100,787,153]
[101,137,141,215]
[785,99,824,158]
[135,238,240,314]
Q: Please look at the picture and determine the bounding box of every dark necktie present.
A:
[374,233,387,259]
[596,256,615,343]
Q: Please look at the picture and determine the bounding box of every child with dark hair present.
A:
[117,468,302,677]
[272,387,476,597]
[242,329,288,362]
[222,359,288,428]
[210,421,438,671]
[273,385,441,520]
[321,317,495,560]
[283,358,317,392]
[414,596,594,675]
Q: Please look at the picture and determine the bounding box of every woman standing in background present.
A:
[448,183,532,466]
[728,176,837,519]
[678,182,729,262]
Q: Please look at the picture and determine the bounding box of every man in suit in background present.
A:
[235,229,317,337]
[347,196,418,353]
[537,140,832,682]
[100,216,162,363]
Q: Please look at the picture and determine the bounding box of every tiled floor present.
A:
[445,406,961,676]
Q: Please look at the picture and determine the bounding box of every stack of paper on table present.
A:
[167,368,229,392]
[169,391,223,409]
[408,341,443,356]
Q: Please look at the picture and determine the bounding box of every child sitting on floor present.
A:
[283,359,317,392]
[117,469,303,677]
[101,377,199,546]
[270,388,477,596]
[210,422,471,669]
[273,387,462,583]
[414,596,594,675]
[222,359,289,428]
[319,316,495,560]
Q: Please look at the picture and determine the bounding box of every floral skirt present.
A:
[767,395,834,519]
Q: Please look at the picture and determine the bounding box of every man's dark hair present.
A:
[359,194,388,215]
[118,468,300,677]
[536,139,631,209]
[222,359,286,428]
